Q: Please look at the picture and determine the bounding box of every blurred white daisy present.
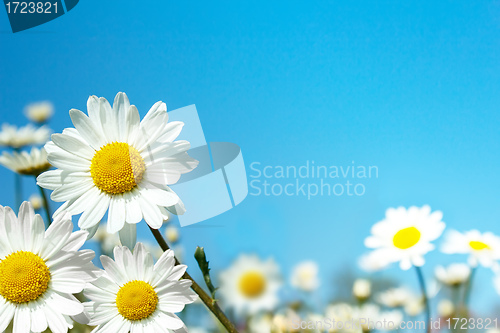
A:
[325,303,359,333]
[403,295,424,317]
[352,304,403,332]
[25,101,54,123]
[142,240,165,260]
[437,299,455,318]
[0,123,51,148]
[376,287,415,308]
[0,147,50,176]
[219,254,282,315]
[352,279,371,301]
[272,309,302,333]
[165,225,180,243]
[364,205,446,270]
[248,313,273,333]
[358,251,390,272]
[290,261,320,292]
[89,223,121,256]
[379,310,404,331]
[0,202,100,333]
[37,92,198,245]
[29,193,43,210]
[302,313,326,333]
[441,230,500,268]
[83,243,197,333]
[435,263,471,287]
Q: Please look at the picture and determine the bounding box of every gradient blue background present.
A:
[1,0,500,316]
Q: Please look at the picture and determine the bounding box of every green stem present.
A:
[149,226,239,333]
[14,173,22,210]
[463,267,476,316]
[13,147,22,210]
[415,266,431,333]
[37,184,52,226]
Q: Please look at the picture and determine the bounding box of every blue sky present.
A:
[1,0,500,315]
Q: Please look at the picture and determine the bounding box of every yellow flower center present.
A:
[239,271,266,298]
[469,240,490,251]
[90,142,146,194]
[393,227,421,250]
[116,280,158,321]
[0,251,50,303]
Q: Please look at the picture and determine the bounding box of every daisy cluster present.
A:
[1,93,500,333]
[194,206,500,333]
[0,93,204,333]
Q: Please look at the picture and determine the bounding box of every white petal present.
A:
[30,305,48,333]
[139,187,179,207]
[0,301,15,332]
[119,223,136,249]
[46,292,85,316]
[157,121,184,143]
[137,195,163,229]
[57,186,101,217]
[69,109,106,150]
[40,218,73,260]
[37,170,90,191]
[100,255,127,285]
[61,230,88,252]
[47,149,90,172]
[51,133,95,160]
[43,305,70,333]
[30,214,46,254]
[124,190,142,224]
[97,97,119,143]
[13,305,30,333]
[113,92,131,142]
[51,180,94,202]
[18,201,35,249]
[78,191,111,229]
[107,197,126,233]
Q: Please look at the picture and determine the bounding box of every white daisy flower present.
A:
[165,225,180,243]
[325,303,358,333]
[376,287,415,308]
[0,201,100,333]
[302,313,326,333]
[352,279,371,301]
[364,205,446,270]
[441,230,500,268]
[83,243,197,333]
[24,101,54,123]
[272,309,302,333]
[435,263,471,287]
[378,310,404,331]
[219,254,282,316]
[36,92,198,245]
[290,261,320,292]
[352,304,403,332]
[403,295,424,317]
[437,299,455,318]
[0,147,50,176]
[0,123,51,149]
[29,193,43,210]
[248,313,273,333]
